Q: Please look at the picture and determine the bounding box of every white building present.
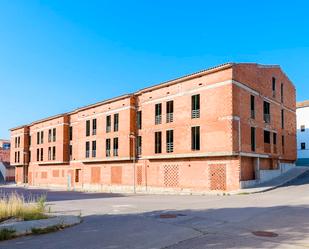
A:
[297,101,309,166]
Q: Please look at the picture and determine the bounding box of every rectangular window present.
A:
[166,130,174,153]
[113,113,119,132]
[48,129,52,142]
[29,135,31,146]
[273,133,277,145]
[48,147,51,160]
[85,141,90,158]
[137,111,142,129]
[113,137,119,156]
[155,103,162,124]
[263,101,270,123]
[69,126,73,140]
[52,128,56,142]
[69,145,72,160]
[86,120,90,136]
[155,131,162,154]
[282,135,285,154]
[264,130,270,144]
[52,147,55,160]
[17,151,20,163]
[191,94,200,118]
[14,152,17,163]
[37,132,40,145]
[15,137,17,148]
[92,141,96,157]
[18,137,20,147]
[29,151,31,162]
[301,125,305,132]
[301,142,306,150]
[251,127,256,152]
[281,109,284,129]
[191,126,200,151]
[92,119,97,135]
[37,148,40,161]
[250,95,255,119]
[137,136,142,156]
[41,131,44,144]
[166,101,174,123]
[281,83,284,103]
[272,77,276,97]
[106,139,111,157]
[106,115,111,133]
[40,148,43,161]
[75,169,81,183]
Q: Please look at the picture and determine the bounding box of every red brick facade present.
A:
[10,63,296,193]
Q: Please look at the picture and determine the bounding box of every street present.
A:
[0,172,309,249]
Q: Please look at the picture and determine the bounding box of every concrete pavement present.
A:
[0,172,309,248]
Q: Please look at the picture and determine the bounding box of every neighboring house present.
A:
[0,139,14,182]
[10,63,296,193]
[296,101,309,166]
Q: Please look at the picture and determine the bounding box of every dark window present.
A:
[273,133,277,145]
[282,135,285,154]
[155,131,162,154]
[52,147,56,160]
[166,130,174,153]
[17,151,20,163]
[29,135,31,146]
[29,151,31,162]
[52,128,56,142]
[85,141,90,158]
[301,142,306,150]
[272,77,276,97]
[15,137,17,148]
[37,148,40,161]
[281,83,284,103]
[137,136,142,156]
[155,103,162,124]
[69,145,72,160]
[251,127,256,152]
[48,129,52,142]
[191,126,200,151]
[75,169,81,183]
[137,111,142,129]
[69,126,73,140]
[264,130,270,144]
[18,137,20,147]
[48,147,51,160]
[114,113,119,132]
[86,120,90,136]
[92,141,96,157]
[14,152,17,163]
[92,119,97,135]
[301,125,305,132]
[106,115,111,133]
[37,132,40,145]
[250,95,255,119]
[263,101,270,123]
[113,137,119,156]
[106,139,111,157]
[41,131,44,144]
[166,101,174,123]
[40,148,43,161]
[281,109,284,129]
[191,94,200,118]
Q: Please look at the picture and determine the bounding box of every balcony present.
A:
[264,114,271,124]
[264,143,271,153]
[155,115,162,125]
[191,109,200,119]
[166,113,173,123]
[167,142,174,153]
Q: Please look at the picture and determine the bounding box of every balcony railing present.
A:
[166,113,174,123]
[106,149,110,157]
[264,143,271,153]
[264,114,271,123]
[155,115,162,125]
[113,149,118,157]
[167,142,174,153]
[92,150,96,158]
[251,110,255,119]
[192,109,200,119]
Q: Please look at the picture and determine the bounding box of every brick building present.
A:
[0,139,14,182]
[10,63,296,193]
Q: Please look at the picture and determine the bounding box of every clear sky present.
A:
[1,0,309,139]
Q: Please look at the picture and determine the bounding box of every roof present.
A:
[297,100,309,109]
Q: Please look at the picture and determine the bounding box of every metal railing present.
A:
[191,109,200,119]
[264,114,271,123]
[166,113,174,123]
[155,115,162,125]
[167,142,174,153]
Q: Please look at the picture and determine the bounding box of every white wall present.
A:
[297,106,309,159]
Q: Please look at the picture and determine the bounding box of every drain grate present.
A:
[252,231,278,237]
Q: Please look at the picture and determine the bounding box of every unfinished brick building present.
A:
[10,63,296,193]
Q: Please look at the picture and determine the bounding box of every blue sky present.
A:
[1,0,309,138]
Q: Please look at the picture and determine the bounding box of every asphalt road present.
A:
[0,172,309,249]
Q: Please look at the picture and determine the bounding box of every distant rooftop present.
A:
[297,100,309,109]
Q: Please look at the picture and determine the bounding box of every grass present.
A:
[0,228,16,241]
[0,192,48,221]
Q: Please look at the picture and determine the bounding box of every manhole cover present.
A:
[252,231,278,237]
